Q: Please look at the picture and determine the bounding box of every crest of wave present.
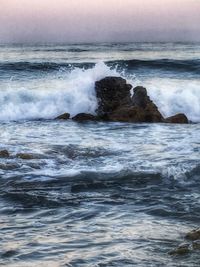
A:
[0,62,122,121]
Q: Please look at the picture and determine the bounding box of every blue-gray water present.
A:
[0,43,200,266]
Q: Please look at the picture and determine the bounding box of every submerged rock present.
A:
[185,228,200,241]
[165,113,189,124]
[72,113,98,122]
[55,113,70,120]
[16,153,35,160]
[0,163,19,170]
[2,250,18,258]
[169,243,191,256]
[192,240,200,250]
[0,150,10,158]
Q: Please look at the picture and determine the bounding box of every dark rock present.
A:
[72,113,98,122]
[165,113,189,124]
[132,86,150,108]
[185,229,200,241]
[55,113,70,120]
[95,77,164,123]
[192,241,200,250]
[16,153,35,160]
[132,86,164,122]
[108,106,146,122]
[0,163,19,170]
[0,150,9,158]
[2,250,18,258]
[95,76,132,116]
[105,85,163,123]
[169,243,191,256]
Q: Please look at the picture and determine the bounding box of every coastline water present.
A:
[0,43,200,266]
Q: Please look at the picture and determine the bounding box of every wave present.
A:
[0,62,199,122]
[109,59,200,74]
[1,164,200,209]
[0,62,118,120]
[0,62,94,72]
[0,59,200,74]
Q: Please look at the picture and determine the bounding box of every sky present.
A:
[0,0,200,43]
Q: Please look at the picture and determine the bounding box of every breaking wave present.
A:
[1,59,200,74]
[0,62,199,122]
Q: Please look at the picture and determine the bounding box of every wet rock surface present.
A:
[169,243,191,256]
[169,229,200,257]
[192,241,200,250]
[95,77,188,124]
[132,86,164,122]
[185,228,200,241]
[16,153,37,160]
[95,76,132,116]
[72,113,98,122]
[165,113,189,124]
[55,112,70,120]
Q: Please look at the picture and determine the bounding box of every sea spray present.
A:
[0,61,199,122]
[144,78,200,122]
[0,62,120,121]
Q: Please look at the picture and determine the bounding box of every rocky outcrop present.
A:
[95,77,164,123]
[55,76,189,124]
[95,77,132,116]
[165,113,189,124]
[72,113,98,122]
[55,113,70,120]
[132,86,164,122]
[95,76,188,124]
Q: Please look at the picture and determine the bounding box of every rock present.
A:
[52,76,189,124]
[165,113,189,124]
[132,86,151,108]
[95,76,132,116]
[55,113,70,120]
[0,163,19,170]
[0,150,10,158]
[132,86,164,122]
[72,113,98,122]
[16,153,35,160]
[192,240,200,250]
[2,250,17,258]
[106,85,164,123]
[185,229,200,241]
[95,77,164,123]
[108,106,146,122]
[169,243,191,256]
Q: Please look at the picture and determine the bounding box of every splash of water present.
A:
[0,62,199,122]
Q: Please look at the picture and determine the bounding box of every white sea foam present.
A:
[143,78,200,122]
[0,62,199,122]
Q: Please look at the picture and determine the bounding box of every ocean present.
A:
[0,43,200,266]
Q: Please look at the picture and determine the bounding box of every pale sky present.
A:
[0,0,200,43]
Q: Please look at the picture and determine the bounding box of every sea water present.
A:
[0,43,200,266]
